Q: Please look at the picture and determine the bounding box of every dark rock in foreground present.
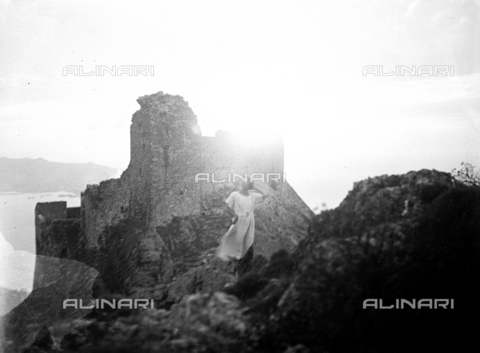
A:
[242,169,480,352]
[0,256,98,353]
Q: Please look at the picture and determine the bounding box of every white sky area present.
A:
[1,0,479,209]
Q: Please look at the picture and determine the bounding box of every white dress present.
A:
[216,191,264,261]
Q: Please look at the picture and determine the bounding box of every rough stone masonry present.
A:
[35,91,313,302]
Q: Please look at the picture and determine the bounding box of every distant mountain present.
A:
[0,157,117,193]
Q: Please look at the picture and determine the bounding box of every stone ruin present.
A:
[35,91,313,302]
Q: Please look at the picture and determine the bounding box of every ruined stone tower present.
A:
[36,91,312,301]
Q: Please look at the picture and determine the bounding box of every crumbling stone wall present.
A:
[36,91,313,302]
[35,202,67,244]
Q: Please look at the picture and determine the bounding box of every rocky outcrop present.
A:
[39,169,479,353]
[48,292,248,353]
[234,169,480,352]
[36,91,313,303]
[0,256,98,353]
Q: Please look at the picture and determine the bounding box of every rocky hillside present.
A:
[0,157,117,193]
[16,169,480,353]
[0,256,98,353]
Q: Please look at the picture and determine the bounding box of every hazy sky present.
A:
[1,0,479,208]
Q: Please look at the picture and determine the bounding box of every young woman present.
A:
[216,179,268,273]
